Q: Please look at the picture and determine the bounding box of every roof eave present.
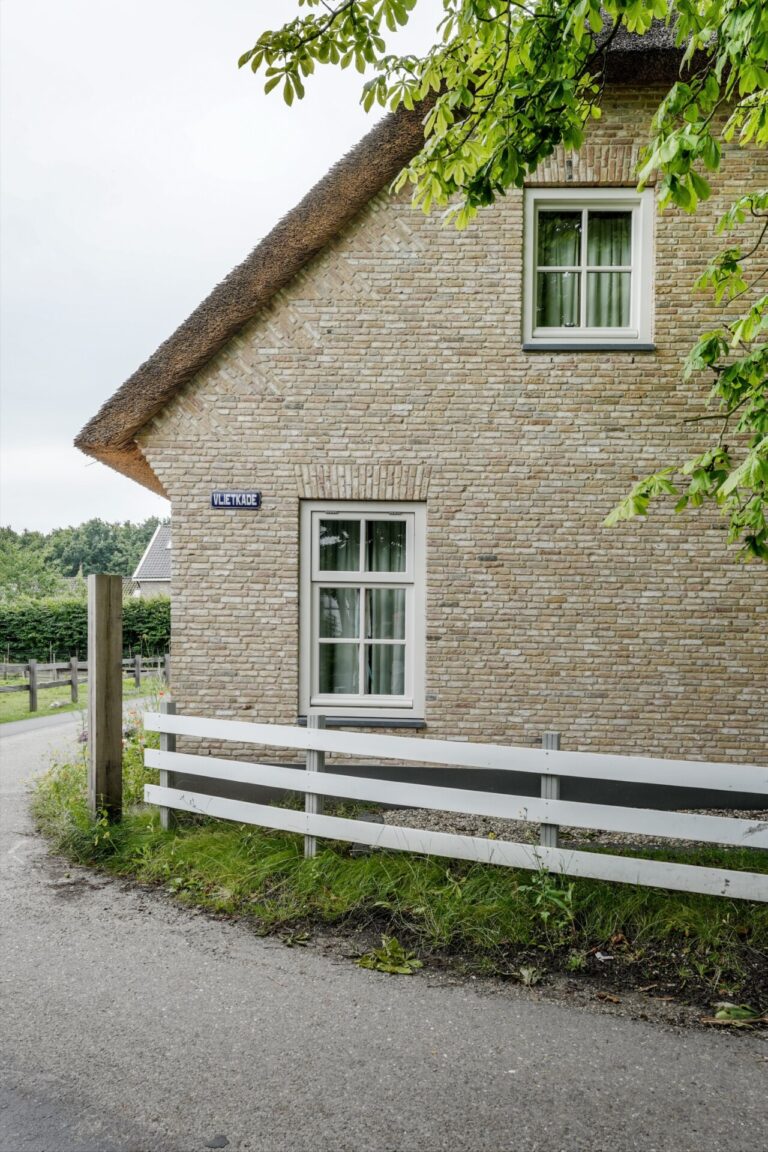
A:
[77,29,684,495]
[74,100,436,462]
[79,442,169,499]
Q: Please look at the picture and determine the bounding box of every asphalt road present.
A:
[1,712,766,1152]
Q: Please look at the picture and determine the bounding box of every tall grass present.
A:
[31,732,768,1003]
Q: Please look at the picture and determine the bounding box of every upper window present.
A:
[523,188,654,349]
[299,502,426,719]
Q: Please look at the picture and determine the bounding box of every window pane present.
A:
[318,520,360,571]
[536,272,580,328]
[366,644,405,695]
[366,520,406,572]
[587,211,631,266]
[587,272,631,327]
[319,644,359,694]
[319,588,359,638]
[366,588,405,640]
[537,212,581,266]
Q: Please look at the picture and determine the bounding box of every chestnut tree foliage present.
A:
[240,1,768,560]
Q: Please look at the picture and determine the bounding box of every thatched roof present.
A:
[75,24,682,495]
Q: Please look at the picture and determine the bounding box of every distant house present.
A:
[132,523,171,599]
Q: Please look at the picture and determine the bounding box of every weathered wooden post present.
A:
[159,698,176,831]
[87,574,123,819]
[304,714,326,859]
[70,656,79,704]
[163,652,171,686]
[28,660,38,714]
[134,653,142,688]
[540,731,561,848]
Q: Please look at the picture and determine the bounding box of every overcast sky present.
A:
[1,0,438,533]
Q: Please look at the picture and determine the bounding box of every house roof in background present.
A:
[75,23,682,495]
[132,522,172,581]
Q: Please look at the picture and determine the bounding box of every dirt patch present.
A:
[47,875,106,899]
[214,897,768,1033]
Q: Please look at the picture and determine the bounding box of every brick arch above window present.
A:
[295,463,432,502]
[526,143,653,188]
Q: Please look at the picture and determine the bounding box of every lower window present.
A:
[299,501,426,719]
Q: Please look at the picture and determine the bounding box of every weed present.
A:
[516,965,544,987]
[702,1002,768,1028]
[357,936,423,975]
[566,950,588,973]
[517,867,576,949]
[281,930,311,948]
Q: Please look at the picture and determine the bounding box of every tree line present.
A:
[0,518,167,601]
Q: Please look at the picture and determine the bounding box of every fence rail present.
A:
[1,654,170,714]
[142,712,768,903]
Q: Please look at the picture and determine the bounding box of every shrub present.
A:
[0,596,170,661]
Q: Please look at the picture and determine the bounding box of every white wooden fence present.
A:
[142,712,768,903]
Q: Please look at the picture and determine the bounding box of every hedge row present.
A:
[0,597,171,662]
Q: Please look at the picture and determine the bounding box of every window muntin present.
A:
[524,188,653,347]
[301,503,425,718]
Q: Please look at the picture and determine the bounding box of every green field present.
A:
[0,675,164,724]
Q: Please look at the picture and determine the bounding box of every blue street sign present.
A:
[211,491,262,509]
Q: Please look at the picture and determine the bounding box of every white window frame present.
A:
[523,187,654,348]
[299,501,426,719]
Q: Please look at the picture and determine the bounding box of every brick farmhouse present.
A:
[77,27,767,771]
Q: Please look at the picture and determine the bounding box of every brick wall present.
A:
[138,87,768,766]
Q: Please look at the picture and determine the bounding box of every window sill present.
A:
[523,342,656,353]
[298,715,427,730]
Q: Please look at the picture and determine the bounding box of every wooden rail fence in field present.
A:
[0,654,170,714]
[143,712,768,903]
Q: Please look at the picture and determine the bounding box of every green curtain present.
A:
[586,212,631,327]
[536,211,581,328]
[319,587,358,638]
[366,644,405,696]
[316,520,408,696]
[319,520,360,570]
[366,520,406,572]
[366,588,405,639]
[319,643,358,694]
[318,587,358,693]
[365,587,405,695]
[536,209,632,329]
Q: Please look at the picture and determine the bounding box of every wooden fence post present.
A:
[159,699,176,831]
[134,653,142,688]
[70,656,79,704]
[163,652,171,686]
[304,714,326,859]
[540,731,561,848]
[87,574,123,819]
[28,660,38,713]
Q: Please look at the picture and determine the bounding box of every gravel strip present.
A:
[381,806,768,850]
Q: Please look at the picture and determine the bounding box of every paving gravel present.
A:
[383,805,768,849]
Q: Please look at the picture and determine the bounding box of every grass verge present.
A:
[0,676,164,724]
[31,729,768,1014]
